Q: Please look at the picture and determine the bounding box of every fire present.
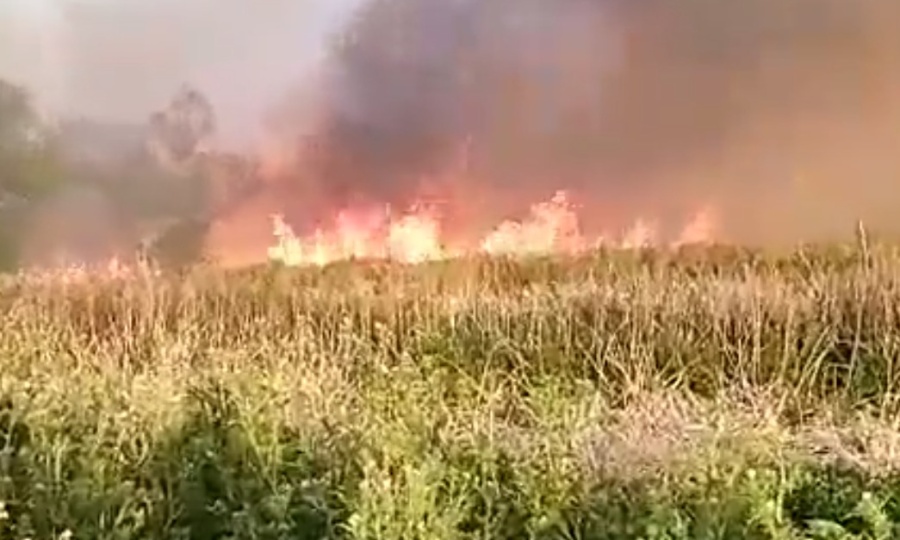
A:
[673,206,718,248]
[267,203,451,266]
[481,191,582,256]
[268,190,719,267]
[386,206,445,263]
[621,218,658,250]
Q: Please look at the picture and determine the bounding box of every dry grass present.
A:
[2,244,900,538]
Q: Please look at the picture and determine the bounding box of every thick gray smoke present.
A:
[271,0,900,245]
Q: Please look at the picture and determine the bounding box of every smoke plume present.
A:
[266,0,900,247]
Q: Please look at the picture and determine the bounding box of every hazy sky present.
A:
[0,0,362,148]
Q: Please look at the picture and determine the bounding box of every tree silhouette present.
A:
[0,79,66,270]
[148,85,217,165]
[0,80,39,149]
[0,80,63,201]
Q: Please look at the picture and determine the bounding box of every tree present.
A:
[0,80,38,149]
[0,79,71,271]
[147,85,217,166]
[0,80,62,201]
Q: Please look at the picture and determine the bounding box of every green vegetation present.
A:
[0,244,900,538]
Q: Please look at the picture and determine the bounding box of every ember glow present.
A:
[267,191,718,267]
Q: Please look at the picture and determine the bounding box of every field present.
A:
[2,243,900,539]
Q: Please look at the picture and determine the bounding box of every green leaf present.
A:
[807,519,849,539]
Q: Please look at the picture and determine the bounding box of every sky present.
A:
[0,0,362,148]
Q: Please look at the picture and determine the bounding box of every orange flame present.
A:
[268,190,719,267]
[481,191,583,256]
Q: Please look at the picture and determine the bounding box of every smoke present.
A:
[0,0,360,149]
[267,0,900,246]
[3,0,900,268]
[0,0,361,268]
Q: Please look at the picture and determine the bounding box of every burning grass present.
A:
[265,190,719,268]
[2,243,900,538]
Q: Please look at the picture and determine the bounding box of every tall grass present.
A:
[2,245,900,538]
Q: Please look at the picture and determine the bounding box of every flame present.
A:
[386,206,446,263]
[268,190,719,267]
[17,191,719,276]
[267,203,450,266]
[621,218,658,250]
[481,191,582,256]
[673,206,718,248]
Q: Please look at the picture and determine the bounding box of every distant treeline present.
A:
[0,79,260,271]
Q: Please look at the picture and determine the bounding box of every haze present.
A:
[0,0,361,149]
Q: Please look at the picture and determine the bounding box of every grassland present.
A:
[2,244,900,539]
